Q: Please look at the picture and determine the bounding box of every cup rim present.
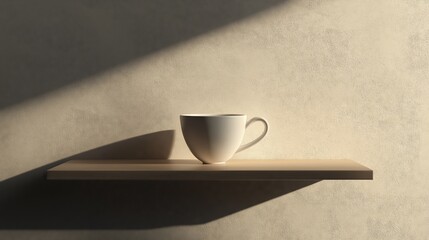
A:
[180,113,246,117]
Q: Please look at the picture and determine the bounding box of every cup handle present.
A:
[236,117,269,153]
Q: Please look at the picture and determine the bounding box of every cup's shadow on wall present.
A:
[0,0,289,110]
[0,130,319,229]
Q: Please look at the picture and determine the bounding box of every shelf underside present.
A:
[47,159,373,181]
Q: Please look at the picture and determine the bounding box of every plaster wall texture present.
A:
[1,0,429,239]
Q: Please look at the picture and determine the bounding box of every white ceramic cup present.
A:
[180,114,269,164]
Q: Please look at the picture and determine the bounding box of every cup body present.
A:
[180,114,246,164]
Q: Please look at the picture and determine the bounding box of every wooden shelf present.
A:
[47,159,373,181]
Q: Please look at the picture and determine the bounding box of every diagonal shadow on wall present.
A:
[0,130,318,230]
[0,0,288,110]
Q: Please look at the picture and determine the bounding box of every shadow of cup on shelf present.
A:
[72,130,175,160]
[0,129,319,229]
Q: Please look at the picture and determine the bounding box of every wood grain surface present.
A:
[47,159,373,180]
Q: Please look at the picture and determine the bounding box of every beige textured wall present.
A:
[1,0,429,239]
